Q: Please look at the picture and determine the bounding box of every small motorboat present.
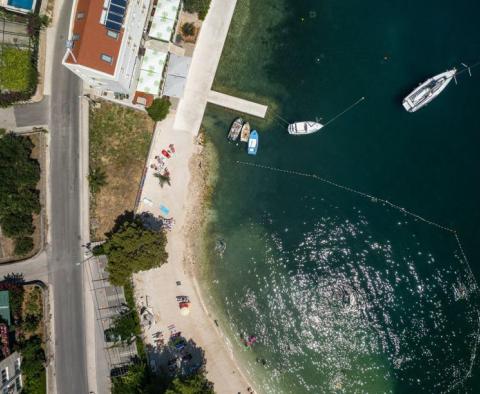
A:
[240,122,251,142]
[247,130,258,155]
[227,117,244,141]
[288,121,323,135]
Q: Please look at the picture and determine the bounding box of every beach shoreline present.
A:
[134,127,257,393]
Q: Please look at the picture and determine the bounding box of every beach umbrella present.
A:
[180,304,190,316]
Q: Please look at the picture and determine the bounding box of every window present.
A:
[15,376,21,391]
[106,30,118,39]
[14,358,20,374]
[77,11,85,19]
[1,368,7,383]
[100,54,113,63]
[72,33,80,41]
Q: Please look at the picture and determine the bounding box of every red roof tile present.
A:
[66,0,123,75]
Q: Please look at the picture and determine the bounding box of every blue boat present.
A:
[247,130,259,155]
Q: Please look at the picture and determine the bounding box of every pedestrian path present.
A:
[207,90,267,118]
[174,0,239,134]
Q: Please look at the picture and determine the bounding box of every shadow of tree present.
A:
[105,210,136,237]
[146,334,207,382]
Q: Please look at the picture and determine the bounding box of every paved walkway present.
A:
[174,0,239,134]
[207,90,268,118]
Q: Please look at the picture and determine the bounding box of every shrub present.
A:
[26,13,50,37]
[14,236,34,255]
[181,22,196,37]
[183,0,211,20]
[88,166,108,195]
[22,313,40,332]
[146,98,171,122]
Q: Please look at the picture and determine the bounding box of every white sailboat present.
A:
[287,121,323,135]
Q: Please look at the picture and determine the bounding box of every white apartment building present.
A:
[62,0,152,94]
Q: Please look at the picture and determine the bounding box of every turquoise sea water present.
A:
[200,1,480,392]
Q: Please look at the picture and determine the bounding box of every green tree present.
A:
[14,236,34,255]
[94,219,168,286]
[146,98,171,122]
[110,310,140,341]
[166,373,214,394]
[181,22,196,37]
[19,336,46,393]
[89,166,108,194]
[183,0,211,20]
[111,364,148,394]
[0,135,40,246]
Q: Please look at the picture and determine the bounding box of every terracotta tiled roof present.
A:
[65,0,124,75]
[133,91,154,107]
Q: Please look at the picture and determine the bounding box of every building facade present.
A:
[0,352,22,394]
[62,0,151,94]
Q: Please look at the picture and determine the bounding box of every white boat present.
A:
[402,69,456,112]
[287,121,323,135]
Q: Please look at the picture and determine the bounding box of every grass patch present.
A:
[89,102,154,239]
[0,46,36,92]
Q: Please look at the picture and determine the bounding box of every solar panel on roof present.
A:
[106,20,122,31]
[111,0,127,8]
[107,13,123,23]
[109,4,125,15]
[105,0,127,32]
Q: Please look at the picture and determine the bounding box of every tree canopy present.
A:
[166,373,214,394]
[183,0,211,20]
[0,134,40,254]
[94,219,168,286]
[146,98,171,122]
[19,335,46,394]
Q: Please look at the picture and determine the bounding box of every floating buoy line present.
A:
[236,159,480,392]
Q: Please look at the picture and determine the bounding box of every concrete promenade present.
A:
[207,90,268,118]
[174,0,238,133]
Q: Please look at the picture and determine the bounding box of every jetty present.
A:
[207,90,268,118]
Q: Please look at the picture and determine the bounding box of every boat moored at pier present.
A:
[288,121,323,135]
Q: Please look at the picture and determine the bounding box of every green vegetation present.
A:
[146,98,171,122]
[14,236,34,256]
[22,286,42,333]
[26,13,50,37]
[0,134,40,255]
[166,374,214,394]
[110,309,140,341]
[88,166,108,194]
[183,0,211,20]
[19,336,46,394]
[93,218,168,286]
[0,46,37,92]
[89,102,154,239]
[181,22,196,37]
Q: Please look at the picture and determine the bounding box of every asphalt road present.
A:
[14,97,49,127]
[48,2,87,393]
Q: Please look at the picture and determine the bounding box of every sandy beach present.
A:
[134,113,254,393]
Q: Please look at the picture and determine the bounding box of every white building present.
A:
[62,0,152,94]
